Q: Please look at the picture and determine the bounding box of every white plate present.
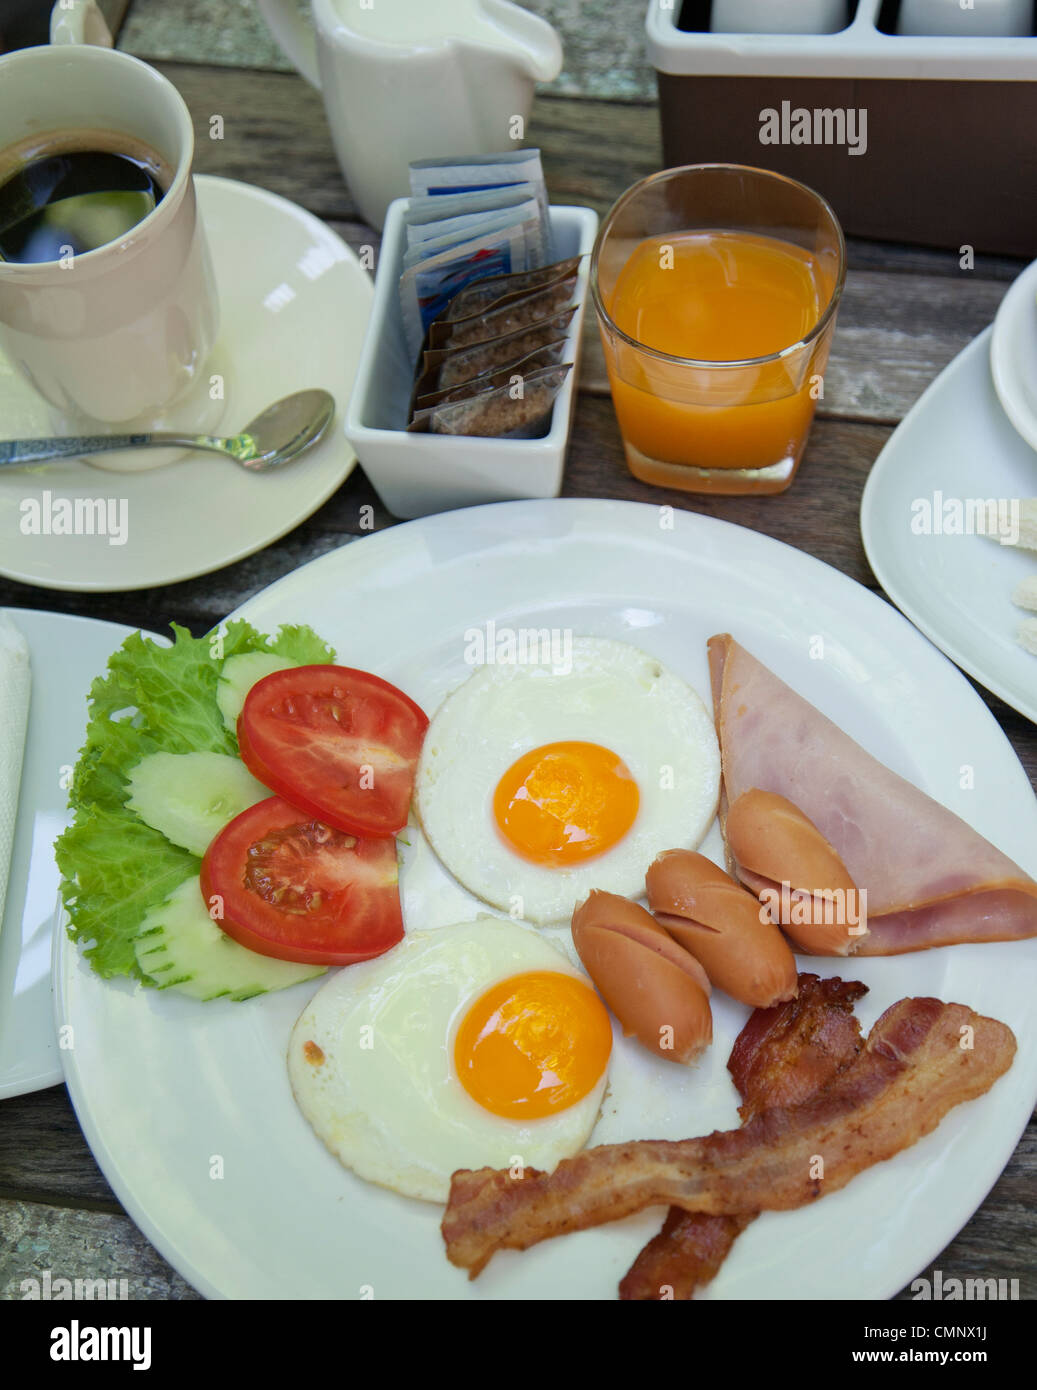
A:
[991,256,1037,455]
[55,499,1037,1299]
[0,175,372,592]
[0,608,150,1099]
[861,327,1037,725]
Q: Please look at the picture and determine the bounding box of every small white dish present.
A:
[861,327,1037,725]
[0,608,152,1099]
[0,175,373,593]
[991,256,1037,456]
[344,202,597,520]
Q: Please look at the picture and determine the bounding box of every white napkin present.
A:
[0,612,31,933]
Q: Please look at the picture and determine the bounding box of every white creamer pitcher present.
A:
[256,0,562,228]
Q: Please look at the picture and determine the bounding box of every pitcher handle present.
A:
[49,0,113,46]
[256,0,322,89]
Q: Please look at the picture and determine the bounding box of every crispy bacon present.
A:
[620,973,866,1300]
[442,997,1015,1279]
[620,1210,754,1302]
[729,974,867,1122]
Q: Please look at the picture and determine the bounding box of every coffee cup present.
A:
[0,3,219,430]
[256,0,562,229]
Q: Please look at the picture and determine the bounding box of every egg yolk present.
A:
[454,970,612,1119]
[492,740,639,867]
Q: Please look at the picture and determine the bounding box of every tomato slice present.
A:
[237,665,428,837]
[201,796,403,966]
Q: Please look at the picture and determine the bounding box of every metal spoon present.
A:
[0,389,336,471]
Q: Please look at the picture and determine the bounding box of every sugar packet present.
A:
[404,186,540,246]
[412,341,571,412]
[409,149,552,258]
[401,202,542,274]
[413,307,576,398]
[398,219,540,359]
[408,364,573,439]
[427,272,577,350]
[440,256,583,322]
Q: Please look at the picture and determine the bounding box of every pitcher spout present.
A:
[477,0,563,82]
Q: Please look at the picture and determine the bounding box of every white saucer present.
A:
[0,176,373,592]
[861,327,1037,725]
[0,608,154,1099]
[991,256,1037,456]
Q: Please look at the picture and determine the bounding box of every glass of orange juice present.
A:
[591,164,846,495]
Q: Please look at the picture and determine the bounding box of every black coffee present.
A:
[0,142,169,264]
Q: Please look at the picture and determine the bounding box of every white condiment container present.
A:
[344,202,598,520]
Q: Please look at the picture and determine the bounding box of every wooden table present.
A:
[0,54,1034,1303]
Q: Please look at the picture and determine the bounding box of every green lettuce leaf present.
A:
[56,619,336,981]
[57,806,198,979]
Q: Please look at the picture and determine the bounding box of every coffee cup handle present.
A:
[255,0,321,89]
[49,0,113,46]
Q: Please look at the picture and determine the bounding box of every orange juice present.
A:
[603,229,834,489]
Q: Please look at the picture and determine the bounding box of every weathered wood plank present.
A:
[160,63,1026,279]
[0,1086,117,1210]
[0,413,885,633]
[120,0,658,101]
[0,1199,200,1300]
[564,399,883,585]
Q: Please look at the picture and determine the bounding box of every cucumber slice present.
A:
[135,876,324,1000]
[217,652,297,733]
[126,750,270,856]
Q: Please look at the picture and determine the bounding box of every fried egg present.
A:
[287,919,612,1203]
[414,637,720,924]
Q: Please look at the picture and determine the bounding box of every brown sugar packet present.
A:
[412,341,569,413]
[428,273,577,351]
[413,306,577,403]
[440,255,583,323]
[407,364,572,439]
[411,304,572,391]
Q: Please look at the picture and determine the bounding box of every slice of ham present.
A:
[441,997,1015,1278]
[708,634,1037,954]
[620,973,866,1300]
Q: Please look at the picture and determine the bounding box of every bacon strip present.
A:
[620,973,866,1300]
[729,973,867,1122]
[620,1210,754,1301]
[442,998,1015,1278]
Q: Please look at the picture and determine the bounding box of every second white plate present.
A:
[861,327,1037,724]
[0,608,148,1099]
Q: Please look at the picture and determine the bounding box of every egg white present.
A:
[413,637,721,925]
[287,919,611,1204]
